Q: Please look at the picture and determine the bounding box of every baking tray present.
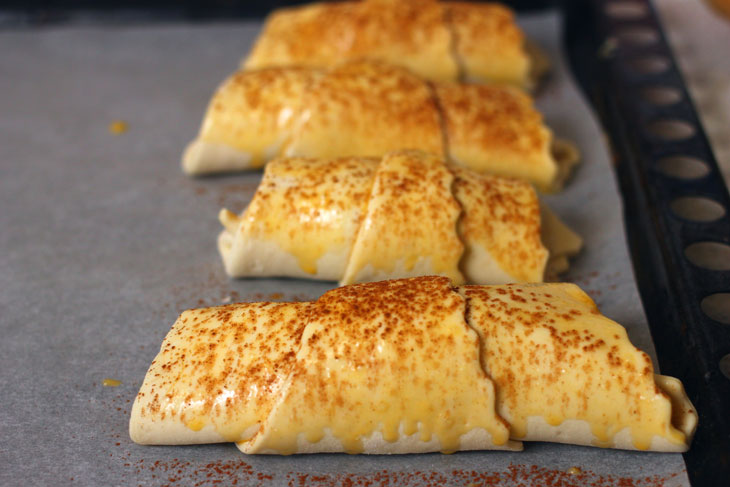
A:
[0,1,727,486]
[563,1,730,485]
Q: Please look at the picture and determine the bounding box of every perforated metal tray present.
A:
[563,1,730,484]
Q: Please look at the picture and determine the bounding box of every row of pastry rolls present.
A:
[244,0,548,88]
[217,150,582,285]
[130,276,697,454]
[182,61,579,192]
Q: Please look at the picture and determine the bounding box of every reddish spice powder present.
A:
[287,465,676,487]
[120,459,682,487]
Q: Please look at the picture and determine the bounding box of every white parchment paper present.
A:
[0,10,690,487]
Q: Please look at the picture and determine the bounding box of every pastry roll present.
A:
[128,301,311,445]
[460,282,697,452]
[130,276,697,454]
[244,0,458,82]
[435,82,578,192]
[183,62,576,191]
[219,156,379,282]
[182,67,322,175]
[244,0,540,88]
[283,61,445,160]
[218,150,580,285]
[446,2,535,87]
[340,150,463,284]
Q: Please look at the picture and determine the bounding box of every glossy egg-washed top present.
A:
[451,165,547,282]
[197,67,322,168]
[285,60,445,160]
[183,62,565,192]
[340,150,463,284]
[218,150,551,285]
[130,276,696,454]
[129,302,311,445]
[243,0,528,87]
[246,277,509,454]
[461,284,690,450]
[447,1,528,85]
[436,83,555,191]
[234,156,378,275]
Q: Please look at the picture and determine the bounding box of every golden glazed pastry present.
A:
[217,150,582,285]
[130,276,697,454]
[283,61,445,160]
[182,67,323,175]
[243,0,542,88]
[183,62,578,192]
[435,82,579,192]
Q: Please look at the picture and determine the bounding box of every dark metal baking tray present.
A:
[563,1,730,485]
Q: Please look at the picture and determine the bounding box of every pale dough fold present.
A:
[130,302,311,445]
[182,62,576,191]
[218,156,378,281]
[460,283,697,452]
[130,276,697,454]
[340,150,464,285]
[182,67,322,175]
[218,150,581,285]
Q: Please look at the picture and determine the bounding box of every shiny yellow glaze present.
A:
[341,150,464,284]
[461,283,687,450]
[188,61,569,184]
[452,166,547,282]
[131,278,693,453]
[198,67,321,168]
[132,302,310,442]
[244,0,458,82]
[185,418,205,432]
[220,151,564,283]
[238,157,378,275]
[108,121,128,135]
[285,61,444,160]
[248,277,510,453]
[446,2,529,87]
[435,82,557,192]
